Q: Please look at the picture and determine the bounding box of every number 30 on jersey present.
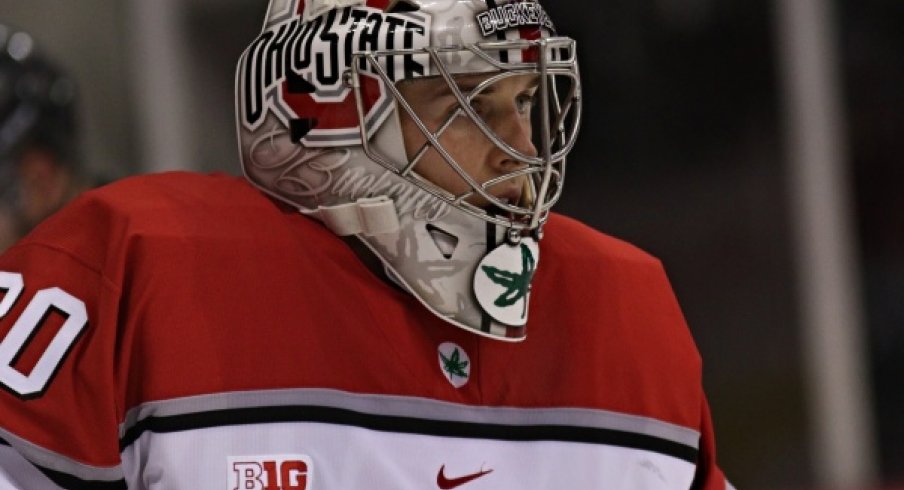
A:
[0,271,88,398]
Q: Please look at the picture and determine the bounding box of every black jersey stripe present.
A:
[119,404,699,463]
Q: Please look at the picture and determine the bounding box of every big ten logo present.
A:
[229,455,313,490]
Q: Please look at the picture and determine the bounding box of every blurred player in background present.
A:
[0,1,730,488]
[0,23,88,251]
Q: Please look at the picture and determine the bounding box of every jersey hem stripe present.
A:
[120,388,700,448]
[119,404,699,463]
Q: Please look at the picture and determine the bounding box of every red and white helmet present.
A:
[236,0,581,340]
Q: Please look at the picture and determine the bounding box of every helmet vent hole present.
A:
[426,224,458,259]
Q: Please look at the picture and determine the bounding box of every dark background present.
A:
[546,0,903,487]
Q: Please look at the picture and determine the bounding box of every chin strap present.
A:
[302,196,400,236]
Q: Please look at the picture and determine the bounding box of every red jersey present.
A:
[0,172,729,489]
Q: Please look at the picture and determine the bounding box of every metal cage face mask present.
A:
[350,36,582,233]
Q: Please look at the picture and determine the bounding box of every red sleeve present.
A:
[0,194,126,487]
[692,397,730,489]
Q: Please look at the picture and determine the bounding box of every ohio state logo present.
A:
[238,0,431,146]
[228,454,313,490]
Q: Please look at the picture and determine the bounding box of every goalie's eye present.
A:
[515,92,537,116]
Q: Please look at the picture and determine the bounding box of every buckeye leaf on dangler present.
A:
[481,243,536,316]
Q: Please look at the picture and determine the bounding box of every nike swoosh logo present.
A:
[436,465,493,489]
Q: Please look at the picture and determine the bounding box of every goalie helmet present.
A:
[236,0,581,341]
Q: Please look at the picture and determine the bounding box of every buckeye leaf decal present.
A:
[440,348,469,378]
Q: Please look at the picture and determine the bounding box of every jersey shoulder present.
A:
[67,171,280,223]
[13,172,327,272]
[543,212,662,268]
[18,171,267,235]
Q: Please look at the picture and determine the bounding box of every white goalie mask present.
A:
[236,0,581,341]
